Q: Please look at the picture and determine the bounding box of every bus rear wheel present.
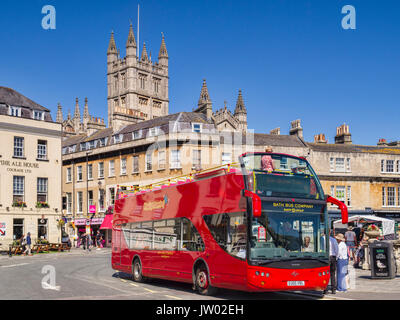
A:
[132,258,145,283]
[195,266,217,296]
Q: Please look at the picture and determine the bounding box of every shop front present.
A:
[100,214,113,248]
[74,217,105,247]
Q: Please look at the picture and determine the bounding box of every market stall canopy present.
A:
[333,215,395,236]
[100,214,113,230]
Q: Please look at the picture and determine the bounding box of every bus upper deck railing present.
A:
[116,162,241,199]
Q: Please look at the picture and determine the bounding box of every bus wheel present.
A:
[195,266,217,296]
[132,258,145,283]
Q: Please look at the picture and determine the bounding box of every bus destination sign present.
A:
[262,201,321,214]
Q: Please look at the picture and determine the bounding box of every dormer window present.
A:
[113,134,123,144]
[9,106,21,117]
[132,130,142,140]
[192,123,202,133]
[148,127,159,137]
[99,137,107,147]
[33,110,44,120]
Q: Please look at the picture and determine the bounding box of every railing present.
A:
[116,162,241,199]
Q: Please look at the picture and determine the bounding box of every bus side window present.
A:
[153,219,179,251]
[181,218,205,252]
[204,212,247,260]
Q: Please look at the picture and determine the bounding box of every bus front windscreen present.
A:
[240,153,328,262]
[249,209,328,261]
[241,153,325,200]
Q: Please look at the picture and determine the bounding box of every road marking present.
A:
[2,263,30,268]
[130,283,139,287]
[120,279,128,283]
[164,295,183,300]
[143,288,158,293]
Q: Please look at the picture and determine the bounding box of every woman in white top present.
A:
[335,233,348,292]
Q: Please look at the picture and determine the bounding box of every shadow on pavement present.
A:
[111,271,321,300]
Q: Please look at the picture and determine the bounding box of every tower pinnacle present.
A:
[126,23,137,48]
[141,42,149,62]
[107,31,118,54]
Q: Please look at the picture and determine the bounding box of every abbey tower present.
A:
[107,24,169,131]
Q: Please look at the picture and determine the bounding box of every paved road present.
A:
[0,249,319,301]
[1,249,399,301]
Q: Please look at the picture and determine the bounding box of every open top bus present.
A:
[111,152,348,295]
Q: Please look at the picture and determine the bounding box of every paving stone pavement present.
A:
[321,263,400,300]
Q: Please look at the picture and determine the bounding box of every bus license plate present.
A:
[287,281,305,286]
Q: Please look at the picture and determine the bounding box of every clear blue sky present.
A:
[1,0,399,145]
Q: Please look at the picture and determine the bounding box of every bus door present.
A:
[112,224,122,267]
[203,212,248,290]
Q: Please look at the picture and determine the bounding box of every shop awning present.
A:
[100,214,113,230]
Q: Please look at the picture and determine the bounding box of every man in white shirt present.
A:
[324,230,339,294]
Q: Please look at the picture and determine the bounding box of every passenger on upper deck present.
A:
[261,147,274,172]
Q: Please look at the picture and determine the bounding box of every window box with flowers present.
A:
[12,201,27,208]
[36,201,50,209]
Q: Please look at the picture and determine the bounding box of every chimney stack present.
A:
[377,138,388,146]
[270,128,280,135]
[289,119,303,139]
[314,133,327,144]
[335,124,352,144]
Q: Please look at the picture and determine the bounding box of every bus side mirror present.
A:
[243,190,262,217]
[326,195,348,224]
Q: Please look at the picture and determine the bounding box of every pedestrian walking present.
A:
[96,231,102,248]
[81,233,87,250]
[324,230,339,294]
[335,233,348,292]
[86,234,92,252]
[345,226,357,261]
[23,232,32,256]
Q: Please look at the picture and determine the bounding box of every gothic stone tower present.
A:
[107,25,169,131]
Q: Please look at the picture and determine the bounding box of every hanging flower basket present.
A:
[57,219,65,227]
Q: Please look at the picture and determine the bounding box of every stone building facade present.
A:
[0,87,62,247]
[309,124,400,224]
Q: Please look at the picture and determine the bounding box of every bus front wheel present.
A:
[195,266,217,296]
[132,258,145,283]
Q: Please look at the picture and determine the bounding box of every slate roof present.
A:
[307,143,400,155]
[61,111,216,152]
[0,87,49,111]
[62,134,87,148]
[220,133,307,148]
[83,128,114,143]
[0,87,53,122]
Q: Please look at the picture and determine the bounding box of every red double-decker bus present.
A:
[112,152,348,295]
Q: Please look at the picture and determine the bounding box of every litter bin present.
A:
[369,241,396,279]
